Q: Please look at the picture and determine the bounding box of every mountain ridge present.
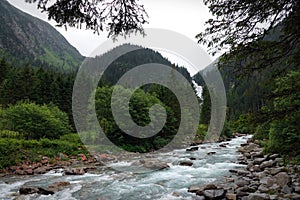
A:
[0,0,83,70]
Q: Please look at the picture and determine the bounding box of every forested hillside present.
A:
[194,26,300,157]
[0,43,198,168]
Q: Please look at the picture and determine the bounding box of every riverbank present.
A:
[0,135,249,199]
[188,137,300,200]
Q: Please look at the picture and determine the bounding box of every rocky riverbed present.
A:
[188,137,300,200]
[2,135,300,200]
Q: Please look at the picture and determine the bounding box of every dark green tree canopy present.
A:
[197,0,300,74]
[25,0,148,37]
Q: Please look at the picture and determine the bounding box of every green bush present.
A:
[230,113,255,134]
[221,121,233,138]
[267,116,300,156]
[253,124,270,140]
[0,130,23,139]
[196,124,208,140]
[0,138,89,169]
[60,133,83,144]
[1,102,71,139]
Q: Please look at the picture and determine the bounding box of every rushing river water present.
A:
[0,136,251,200]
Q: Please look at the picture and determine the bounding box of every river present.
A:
[0,136,251,200]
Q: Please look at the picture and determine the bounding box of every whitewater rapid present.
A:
[0,136,251,200]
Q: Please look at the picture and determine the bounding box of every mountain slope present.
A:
[0,0,83,70]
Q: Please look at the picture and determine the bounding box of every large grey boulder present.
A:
[274,172,290,187]
[131,159,170,170]
[248,193,270,200]
[203,189,226,199]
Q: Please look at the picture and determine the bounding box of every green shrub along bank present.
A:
[0,102,88,170]
[0,135,88,170]
[0,102,71,139]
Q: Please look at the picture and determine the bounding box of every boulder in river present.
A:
[48,181,71,190]
[19,187,39,195]
[131,159,170,170]
[186,147,199,152]
[37,187,55,195]
[207,152,216,155]
[19,186,54,195]
[179,161,193,166]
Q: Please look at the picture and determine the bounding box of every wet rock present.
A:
[269,195,278,200]
[19,186,54,196]
[179,161,193,166]
[194,184,218,195]
[186,147,199,152]
[255,171,269,179]
[269,154,279,160]
[259,177,274,187]
[284,193,300,200]
[248,193,270,200]
[282,185,293,194]
[235,178,250,187]
[258,184,270,193]
[251,151,264,158]
[259,160,274,169]
[63,168,85,175]
[188,185,204,193]
[37,187,54,195]
[274,158,284,165]
[207,152,216,155]
[237,170,250,176]
[15,169,26,175]
[238,186,256,193]
[48,181,70,189]
[19,187,39,195]
[294,186,300,193]
[202,189,226,199]
[238,143,260,154]
[219,143,228,148]
[270,167,286,175]
[190,140,203,146]
[226,193,237,200]
[172,192,181,197]
[34,167,47,174]
[98,154,117,162]
[24,169,33,175]
[131,159,169,170]
[253,158,266,165]
[194,196,206,200]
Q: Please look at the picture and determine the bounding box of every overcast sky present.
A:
[7,0,217,74]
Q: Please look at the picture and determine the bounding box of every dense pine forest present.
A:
[0,45,200,169]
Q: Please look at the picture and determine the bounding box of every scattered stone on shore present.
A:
[0,152,110,176]
[187,136,300,200]
[63,168,85,175]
